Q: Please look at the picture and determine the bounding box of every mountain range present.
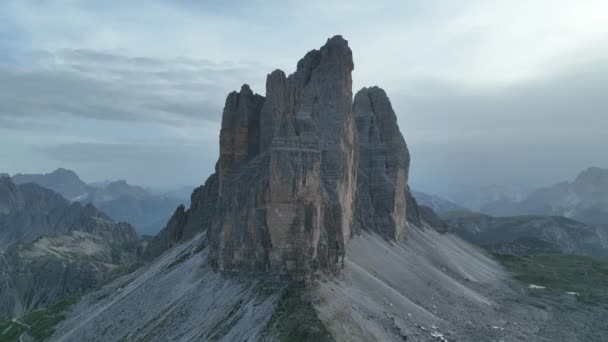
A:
[415,167,608,227]
[11,169,187,235]
[411,190,468,214]
[444,211,608,258]
[41,36,607,342]
[480,167,608,225]
[2,36,606,342]
[0,175,143,320]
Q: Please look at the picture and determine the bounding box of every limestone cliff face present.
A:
[209,35,357,277]
[149,36,426,279]
[218,85,265,192]
[353,87,411,240]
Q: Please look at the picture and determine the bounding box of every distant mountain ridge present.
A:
[0,175,142,319]
[10,169,187,234]
[12,168,90,201]
[481,167,608,225]
[412,190,468,214]
[445,212,608,259]
[0,175,136,251]
[434,184,531,211]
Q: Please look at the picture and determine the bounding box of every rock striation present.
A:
[353,86,411,240]
[149,36,430,280]
[209,35,358,278]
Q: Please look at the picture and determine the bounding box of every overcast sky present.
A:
[1,0,607,190]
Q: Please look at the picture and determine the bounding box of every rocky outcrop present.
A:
[148,36,434,280]
[149,36,358,279]
[210,35,357,278]
[353,86,411,240]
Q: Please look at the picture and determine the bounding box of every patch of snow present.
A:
[431,330,449,342]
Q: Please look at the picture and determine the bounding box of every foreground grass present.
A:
[495,254,608,304]
[0,297,79,342]
[263,286,334,342]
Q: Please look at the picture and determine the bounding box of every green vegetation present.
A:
[496,254,608,304]
[264,286,334,342]
[0,297,79,342]
[0,321,26,342]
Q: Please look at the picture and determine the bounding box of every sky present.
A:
[1,0,607,191]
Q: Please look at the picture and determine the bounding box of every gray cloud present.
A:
[0,49,264,128]
[397,60,608,188]
[38,141,208,163]
[36,141,218,186]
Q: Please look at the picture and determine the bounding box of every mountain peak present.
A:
[0,175,24,214]
[12,168,89,201]
[575,166,608,184]
[150,36,420,281]
[51,167,79,176]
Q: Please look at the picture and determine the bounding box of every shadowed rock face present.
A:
[210,35,357,278]
[353,87,411,240]
[0,175,24,215]
[0,177,138,251]
[0,177,142,319]
[145,173,218,259]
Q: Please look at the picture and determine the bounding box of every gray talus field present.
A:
[314,228,546,342]
[45,226,543,342]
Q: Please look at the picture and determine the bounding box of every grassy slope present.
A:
[495,254,608,304]
[0,297,79,342]
[263,286,334,342]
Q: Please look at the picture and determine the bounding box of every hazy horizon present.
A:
[2,1,607,188]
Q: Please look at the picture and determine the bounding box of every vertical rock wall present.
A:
[149,36,421,280]
[209,36,357,278]
[354,87,412,240]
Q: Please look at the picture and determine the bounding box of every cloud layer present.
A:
[1,0,607,187]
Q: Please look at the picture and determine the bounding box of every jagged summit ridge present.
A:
[354,86,412,240]
[150,36,421,280]
[209,35,357,278]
